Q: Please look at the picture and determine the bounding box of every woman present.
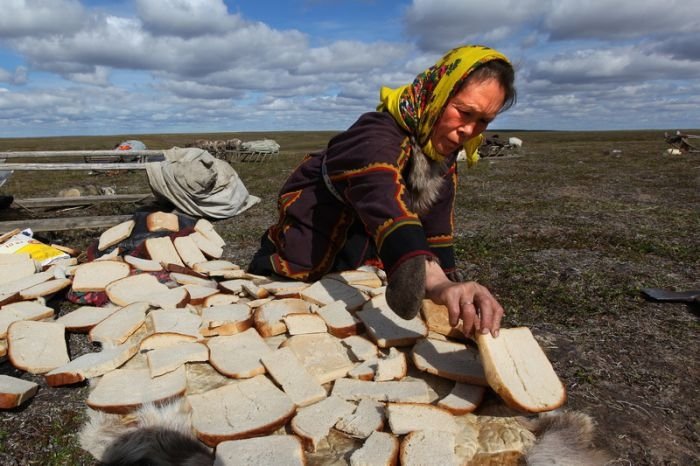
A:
[249,45,516,338]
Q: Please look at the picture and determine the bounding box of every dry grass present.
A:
[1,129,698,465]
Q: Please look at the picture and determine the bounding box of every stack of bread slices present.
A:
[0,214,567,465]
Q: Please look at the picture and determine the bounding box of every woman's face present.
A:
[430,78,506,156]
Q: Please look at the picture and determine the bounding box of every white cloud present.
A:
[135,0,243,37]
[0,0,85,38]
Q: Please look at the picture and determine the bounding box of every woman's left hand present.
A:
[424,260,504,338]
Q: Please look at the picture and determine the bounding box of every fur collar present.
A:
[405,140,449,216]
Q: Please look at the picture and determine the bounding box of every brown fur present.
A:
[522,411,611,466]
[405,141,448,216]
[79,401,213,466]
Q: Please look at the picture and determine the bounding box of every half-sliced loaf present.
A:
[476,327,566,413]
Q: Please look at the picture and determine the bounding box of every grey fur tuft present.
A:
[405,142,448,216]
[523,411,611,466]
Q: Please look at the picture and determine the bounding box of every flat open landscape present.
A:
[0,129,698,465]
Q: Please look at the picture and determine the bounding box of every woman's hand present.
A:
[424,260,504,337]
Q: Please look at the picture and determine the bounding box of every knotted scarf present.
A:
[377,45,510,165]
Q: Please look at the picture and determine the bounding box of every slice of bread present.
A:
[105,273,170,306]
[259,279,309,298]
[0,270,53,296]
[0,374,39,409]
[476,327,566,413]
[145,236,184,267]
[139,332,197,352]
[400,430,458,466]
[72,260,131,292]
[189,232,223,259]
[98,219,135,251]
[207,328,272,378]
[199,304,252,337]
[202,293,240,308]
[290,395,356,452]
[148,308,202,338]
[325,269,383,289]
[169,272,217,288]
[193,260,239,275]
[146,341,209,377]
[89,302,149,347]
[316,300,363,338]
[386,402,458,435]
[331,378,431,403]
[299,278,367,310]
[374,347,407,382]
[356,295,427,348]
[437,383,485,415]
[0,255,37,286]
[44,342,138,387]
[188,375,295,446]
[283,313,327,335]
[146,211,179,232]
[123,255,163,272]
[253,298,313,337]
[1,300,54,339]
[19,278,72,300]
[214,435,305,466]
[347,359,377,381]
[148,286,190,309]
[260,346,326,408]
[411,338,487,385]
[335,398,384,439]
[349,431,399,466]
[342,335,379,362]
[183,284,219,305]
[7,320,69,374]
[194,219,226,248]
[420,299,467,341]
[173,235,208,268]
[280,333,355,384]
[86,366,187,414]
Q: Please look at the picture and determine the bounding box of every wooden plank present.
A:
[13,194,154,208]
[0,163,149,171]
[0,150,164,159]
[0,215,132,233]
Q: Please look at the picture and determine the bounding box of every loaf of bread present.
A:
[146,211,179,232]
[476,327,566,413]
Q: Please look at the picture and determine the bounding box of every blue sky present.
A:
[0,0,698,137]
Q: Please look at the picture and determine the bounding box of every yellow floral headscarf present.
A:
[377,45,510,166]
